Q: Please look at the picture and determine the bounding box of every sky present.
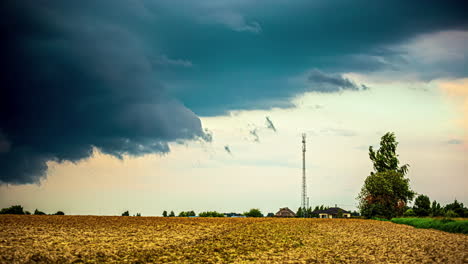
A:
[0,0,467,215]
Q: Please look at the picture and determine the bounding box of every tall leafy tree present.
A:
[358,132,415,219]
[413,194,431,216]
[430,201,443,217]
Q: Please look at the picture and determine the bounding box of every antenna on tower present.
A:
[301,133,307,217]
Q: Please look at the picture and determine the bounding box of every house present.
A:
[275,207,296,217]
[312,207,351,218]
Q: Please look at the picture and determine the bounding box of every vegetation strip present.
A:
[391,218,468,234]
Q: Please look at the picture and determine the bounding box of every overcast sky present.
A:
[0,0,467,215]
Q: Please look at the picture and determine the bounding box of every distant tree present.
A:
[403,209,416,217]
[34,209,46,215]
[169,211,175,217]
[54,211,65,215]
[244,208,263,217]
[358,132,415,219]
[430,201,443,217]
[136,213,141,217]
[162,210,168,217]
[199,211,224,217]
[0,205,25,215]
[350,211,360,217]
[189,211,196,217]
[306,207,313,218]
[267,212,274,217]
[444,200,467,217]
[25,211,31,215]
[445,210,458,218]
[413,195,431,216]
[296,207,304,218]
[121,211,130,216]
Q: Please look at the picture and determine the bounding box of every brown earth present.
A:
[0,215,467,263]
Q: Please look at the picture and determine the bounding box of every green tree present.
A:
[306,207,312,218]
[54,211,65,215]
[430,201,443,217]
[244,208,263,217]
[162,210,168,217]
[121,210,129,216]
[266,212,274,217]
[296,207,304,218]
[0,205,25,215]
[368,132,409,175]
[445,210,458,218]
[199,211,224,217]
[358,132,415,219]
[444,200,467,217]
[413,194,431,216]
[169,211,175,217]
[178,211,187,217]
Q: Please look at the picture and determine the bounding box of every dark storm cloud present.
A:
[154,0,468,115]
[307,70,369,93]
[0,1,208,184]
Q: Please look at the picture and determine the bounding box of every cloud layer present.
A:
[0,1,207,184]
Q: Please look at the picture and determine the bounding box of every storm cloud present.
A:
[307,70,368,93]
[0,1,207,184]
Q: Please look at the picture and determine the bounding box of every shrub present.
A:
[54,211,65,215]
[199,211,224,217]
[445,210,458,218]
[0,205,25,214]
[244,208,263,217]
[122,211,130,216]
[403,209,416,217]
[34,209,46,215]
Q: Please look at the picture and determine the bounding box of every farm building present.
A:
[275,207,296,217]
[312,207,351,218]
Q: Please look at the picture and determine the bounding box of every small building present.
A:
[312,207,351,218]
[275,207,296,218]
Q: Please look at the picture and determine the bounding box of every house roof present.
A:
[275,207,296,217]
[312,207,350,215]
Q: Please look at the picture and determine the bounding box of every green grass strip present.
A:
[391,218,468,234]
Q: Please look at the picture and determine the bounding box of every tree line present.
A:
[405,196,467,218]
[161,208,265,217]
[0,205,64,215]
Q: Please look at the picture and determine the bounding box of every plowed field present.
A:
[0,216,466,263]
